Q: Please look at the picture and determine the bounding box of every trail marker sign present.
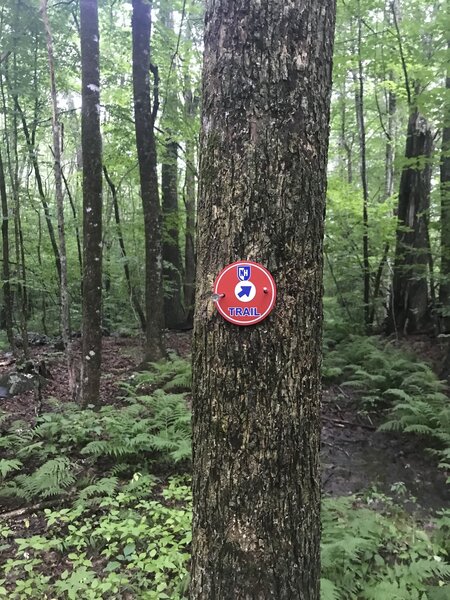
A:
[213,261,277,326]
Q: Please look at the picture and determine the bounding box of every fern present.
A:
[17,457,76,499]
[0,458,22,479]
[321,578,341,600]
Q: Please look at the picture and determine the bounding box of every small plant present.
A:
[0,475,192,599]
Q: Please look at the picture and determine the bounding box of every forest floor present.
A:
[1,331,448,517]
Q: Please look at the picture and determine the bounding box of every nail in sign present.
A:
[213,261,277,326]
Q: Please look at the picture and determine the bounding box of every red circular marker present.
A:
[213,261,277,326]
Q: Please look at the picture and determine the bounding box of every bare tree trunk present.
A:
[0,150,14,348]
[439,40,450,332]
[191,0,336,597]
[339,81,353,184]
[80,0,103,406]
[11,93,61,284]
[370,62,396,327]
[1,63,28,357]
[162,140,185,328]
[103,166,146,331]
[160,7,185,329]
[132,0,165,361]
[352,7,370,332]
[41,0,76,398]
[183,81,197,328]
[387,110,433,334]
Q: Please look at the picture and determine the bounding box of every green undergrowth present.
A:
[0,474,192,599]
[1,480,449,599]
[0,358,192,504]
[321,492,450,600]
[323,333,450,479]
[1,350,449,598]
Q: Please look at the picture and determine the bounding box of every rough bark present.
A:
[132,0,165,361]
[191,0,336,598]
[41,0,76,398]
[439,40,450,332]
[80,0,103,406]
[387,110,433,334]
[0,150,14,348]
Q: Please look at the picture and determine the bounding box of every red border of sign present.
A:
[213,260,277,326]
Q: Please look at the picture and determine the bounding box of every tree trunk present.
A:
[0,150,14,348]
[183,81,197,328]
[162,140,185,328]
[41,0,76,398]
[352,7,370,332]
[160,8,185,329]
[103,165,146,331]
[11,93,61,284]
[387,110,433,334]
[439,40,450,332]
[80,0,103,406]
[132,0,165,361]
[339,81,353,185]
[1,66,28,356]
[191,0,336,598]
[370,63,396,327]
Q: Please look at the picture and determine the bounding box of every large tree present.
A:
[190,0,336,598]
[387,110,433,335]
[80,0,103,406]
[132,0,165,361]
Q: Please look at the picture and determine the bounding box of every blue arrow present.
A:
[238,286,252,298]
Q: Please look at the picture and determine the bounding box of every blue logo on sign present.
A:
[237,266,251,281]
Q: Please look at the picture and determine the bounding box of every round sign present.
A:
[213,261,277,326]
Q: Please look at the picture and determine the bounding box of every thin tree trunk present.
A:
[352,8,370,332]
[339,81,353,184]
[183,81,197,327]
[132,0,165,362]
[103,166,146,331]
[37,213,48,335]
[0,150,14,348]
[1,63,28,356]
[160,8,185,329]
[61,167,83,279]
[370,67,396,327]
[41,0,76,398]
[191,0,336,597]
[11,93,61,284]
[439,40,450,331]
[80,0,103,406]
[162,140,185,328]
